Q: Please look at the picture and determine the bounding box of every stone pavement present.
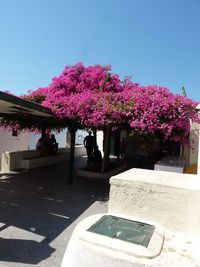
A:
[0,157,109,267]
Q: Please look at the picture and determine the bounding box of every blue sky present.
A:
[0,0,199,101]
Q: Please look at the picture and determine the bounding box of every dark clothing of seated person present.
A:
[93,146,103,169]
[84,132,94,164]
[36,136,49,156]
[48,134,58,155]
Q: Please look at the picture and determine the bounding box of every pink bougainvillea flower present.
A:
[7,62,199,143]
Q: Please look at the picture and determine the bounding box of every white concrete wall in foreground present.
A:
[61,168,200,267]
[108,168,200,236]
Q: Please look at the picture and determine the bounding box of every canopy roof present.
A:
[0,91,55,129]
[0,91,53,118]
[0,91,83,130]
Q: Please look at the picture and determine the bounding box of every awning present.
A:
[0,91,53,119]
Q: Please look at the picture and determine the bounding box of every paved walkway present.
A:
[0,157,109,266]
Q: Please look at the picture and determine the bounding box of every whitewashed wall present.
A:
[0,130,29,169]
[28,129,68,150]
[0,129,69,170]
[189,122,199,166]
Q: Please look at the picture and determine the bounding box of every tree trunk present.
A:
[101,127,110,173]
[93,129,97,148]
[41,125,46,137]
[67,127,76,185]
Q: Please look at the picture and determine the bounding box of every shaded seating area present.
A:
[1,147,86,172]
[0,91,81,184]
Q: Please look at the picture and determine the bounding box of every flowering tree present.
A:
[1,62,199,178]
[22,62,199,144]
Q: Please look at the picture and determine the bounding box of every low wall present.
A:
[1,146,86,171]
[108,168,200,236]
[76,164,127,179]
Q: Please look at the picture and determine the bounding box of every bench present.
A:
[21,152,69,169]
[1,146,86,171]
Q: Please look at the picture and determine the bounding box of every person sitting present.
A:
[48,134,58,155]
[84,131,94,164]
[36,134,49,156]
[92,146,103,170]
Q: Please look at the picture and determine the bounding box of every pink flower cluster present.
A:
[22,62,200,143]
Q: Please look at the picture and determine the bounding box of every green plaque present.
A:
[87,215,155,247]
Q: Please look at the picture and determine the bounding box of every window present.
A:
[12,129,18,136]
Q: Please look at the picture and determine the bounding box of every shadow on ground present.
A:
[0,157,109,265]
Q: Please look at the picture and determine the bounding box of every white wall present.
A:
[0,129,29,169]
[109,168,200,235]
[0,128,69,170]
[189,122,199,166]
[28,129,68,150]
[183,119,200,171]
[97,131,103,154]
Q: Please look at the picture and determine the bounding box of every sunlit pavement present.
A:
[0,157,109,267]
